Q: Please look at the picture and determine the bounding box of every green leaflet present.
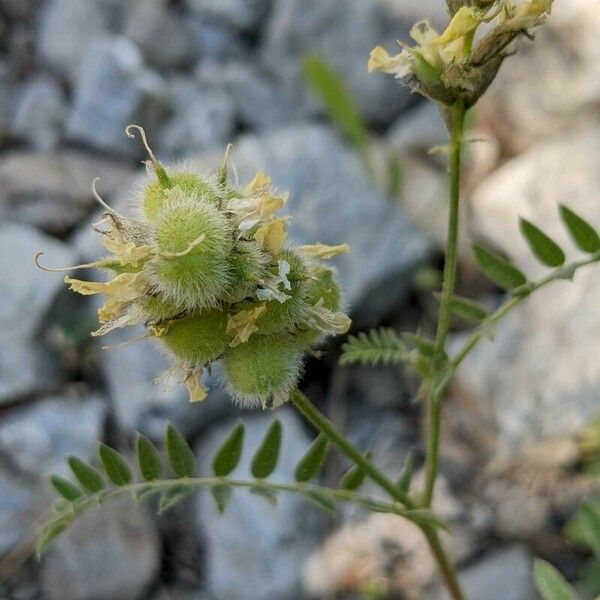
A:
[211,484,233,513]
[436,293,489,323]
[559,205,600,254]
[519,218,565,267]
[472,243,527,290]
[302,54,369,155]
[98,444,132,486]
[533,560,578,600]
[50,475,82,502]
[396,450,415,494]
[166,423,196,478]
[212,423,245,477]
[251,420,282,479]
[135,433,162,481]
[295,434,328,482]
[67,456,104,492]
[580,502,600,560]
[339,461,367,491]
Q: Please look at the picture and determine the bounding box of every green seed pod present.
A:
[223,242,269,303]
[256,250,308,335]
[140,294,185,321]
[142,171,221,221]
[160,308,229,364]
[149,195,233,310]
[223,334,303,408]
[304,268,341,311]
[296,268,343,347]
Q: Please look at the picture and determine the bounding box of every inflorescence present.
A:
[38,126,351,408]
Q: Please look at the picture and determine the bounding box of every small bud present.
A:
[149,193,232,310]
[160,308,229,364]
[223,334,303,409]
[142,170,221,221]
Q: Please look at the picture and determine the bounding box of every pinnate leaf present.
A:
[519,218,565,267]
[166,423,196,478]
[68,456,103,492]
[99,444,132,486]
[560,204,600,254]
[135,433,162,481]
[212,423,245,477]
[295,434,328,482]
[251,420,282,479]
[472,243,527,290]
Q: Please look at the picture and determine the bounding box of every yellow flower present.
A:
[103,236,152,267]
[436,7,480,45]
[306,300,352,335]
[296,243,350,260]
[254,218,288,255]
[367,46,412,77]
[226,304,267,347]
[184,366,208,403]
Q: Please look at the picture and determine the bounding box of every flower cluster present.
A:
[368,0,553,107]
[40,127,350,408]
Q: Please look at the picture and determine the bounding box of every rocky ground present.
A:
[0,1,599,599]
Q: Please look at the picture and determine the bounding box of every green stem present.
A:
[290,390,465,600]
[291,389,415,509]
[423,100,466,508]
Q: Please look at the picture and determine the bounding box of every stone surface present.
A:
[0,224,76,402]
[477,0,600,154]
[125,0,198,71]
[37,0,108,81]
[0,394,105,556]
[66,36,165,157]
[262,0,417,125]
[158,78,236,157]
[195,410,320,600]
[41,497,160,600]
[186,0,272,31]
[431,545,535,600]
[0,150,134,233]
[455,126,600,458]
[10,75,66,151]
[0,394,106,478]
[204,124,430,318]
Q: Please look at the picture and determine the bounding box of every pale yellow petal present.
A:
[243,170,271,195]
[437,7,480,45]
[368,46,412,77]
[296,243,350,260]
[227,304,267,347]
[102,237,152,267]
[185,368,208,403]
[254,219,287,255]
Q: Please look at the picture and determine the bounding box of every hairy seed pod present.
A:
[140,294,185,321]
[257,250,308,334]
[296,268,343,346]
[223,242,269,303]
[304,268,341,311]
[160,308,229,364]
[143,171,221,221]
[149,195,232,309]
[223,334,303,408]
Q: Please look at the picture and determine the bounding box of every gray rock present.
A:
[387,102,448,156]
[206,124,430,318]
[192,19,249,61]
[66,36,165,157]
[125,0,199,71]
[0,394,105,556]
[262,0,414,124]
[431,545,535,600]
[11,75,65,151]
[37,0,108,81]
[456,126,600,458]
[195,410,319,600]
[41,497,160,600]
[0,0,40,20]
[0,394,106,478]
[0,150,134,233]
[158,78,236,157]
[195,60,298,130]
[0,224,76,402]
[186,0,272,31]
